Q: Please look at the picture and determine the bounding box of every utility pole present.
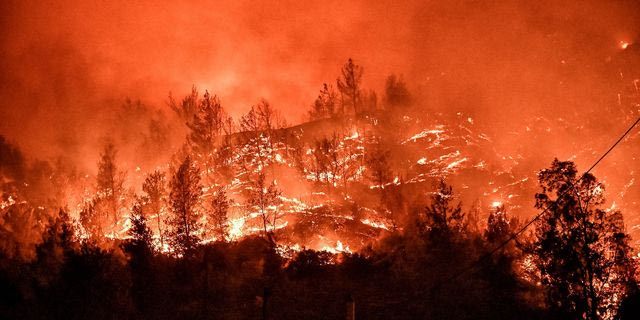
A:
[346,294,355,320]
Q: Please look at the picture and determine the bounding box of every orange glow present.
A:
[620,40,631,49]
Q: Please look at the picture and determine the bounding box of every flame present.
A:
[619,40,631,50]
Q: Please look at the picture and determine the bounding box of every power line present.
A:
[429,115,640,293]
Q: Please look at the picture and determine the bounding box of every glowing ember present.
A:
[619,40,631,50]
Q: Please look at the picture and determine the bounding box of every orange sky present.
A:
[1,0,639,163]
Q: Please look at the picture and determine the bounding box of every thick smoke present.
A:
[1,0,639,172]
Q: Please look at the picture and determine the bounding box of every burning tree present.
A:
[170,88,236,186]
[383,74,412,110]
[208,187,230,241]
[187,91,227,155]
[422,179,466,243]
[365,142,393,190]
[166,156,203,256]
[484,204,518,245]
[168,86,199,125]
[529,160,638,320]
[79,200,102,239]
[239,100,283,172]
[142,170,166,247]
[307,135,340,187]
[96,142,125,224]
[128,202,153,249]
[337,58,363,115]
[247,172,282,244]
[309,83,337,121]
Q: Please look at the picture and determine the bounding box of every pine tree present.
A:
[383,74,412,109]
[128,202,153,249]
[309,83,337,120]
[187,91,229,156]
[96,142,124,224]
[125,202,154,315]
[166,156,203,256]
[484,204,518,245]
[168,86,199,125]
[336,58,363,115]
[142,171,166,247]
[208,187,230,241]
[34,209,75,284]
[530,159,637,319]
[423,179,465,243]
[365,142,392,190]
[213,123,235,182]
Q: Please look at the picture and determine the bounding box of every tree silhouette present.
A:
[309,83,337,120]
[124,203,154,315]
[127,202,153,249]
[187,91,225,154]
[142,170,166,247]
[422,179,465,243]
[79,199,103,240]
[365,142,392,190]
[96,142,124,224]
[484,204,518,244]
[530,159,637,319]
[384,74,412,109]
[247,172,282,244]
[337,58,363,115]
[166,156,203,256]
[168,86,199,125]
[209,187,230,241]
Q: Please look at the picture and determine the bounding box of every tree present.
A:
[208,187,230,241]
[127,202,153,249]
[336,58,363,115]
[79,199,105,240]
[34,209,75,286]
[187,91,231,156]
[307,136,337,187]
[168,86,199,125]
[142,171,166,247]
[383,74,412,109]
[362,89,378,114]
[309,83,337,121]
[240,99,283,134]
[530,159,637,319]
[213,120,236,182]
[124,203,154,315]
[466,200,482,235]
[238,100,284,173]
[182,90,234,185]
[247,173,282,244]
[484,204,518,245]
[422,179,465,243]
[365,142,393,190]
[484,204,521,273]
[96,142,125,224]
[0,203,42,260]
[166,156,203,256]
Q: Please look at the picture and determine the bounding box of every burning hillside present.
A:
[2,1,640,319]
